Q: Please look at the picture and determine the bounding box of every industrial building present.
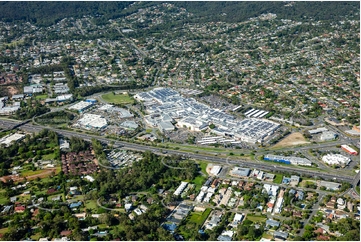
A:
[264,154,312,166]
[69,101,94,113]
[308,127,328,134]
[158,121,174,132]
[229,167,251,178]
[322,154,351,166]
[244,108,269,118]
[0,133,26,147]
[120,121,138,130]
[320,131,337,141]
[341,144,358,155]
[210,166,222,176]
[23,84,43,95]
[76,113,107,130]
[53,83,70,94]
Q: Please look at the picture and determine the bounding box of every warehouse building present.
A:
[69,101,94,113]
[0,133,26,147]
[120,121,138,130]
[341,144,358,155]
[320,131,337,141]
[76,113,107,130]
[322,154,351,166]
[264,154,312,166]
[158,121,174,132]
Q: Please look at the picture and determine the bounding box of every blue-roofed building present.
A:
[282,177,291,184]
[69,201,82,209]
[85,99,97,104]
[217,235,232,241]
[163,222,177,232]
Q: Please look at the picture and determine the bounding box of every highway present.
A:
[0,118,355,183]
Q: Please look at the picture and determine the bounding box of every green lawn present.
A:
[85,200,98,210]
[0,228,9,234]
[30,232,41,241]
[0,196,8,205]
[246,215,267,223]
[189,208,212,226]
[35,94,48,100]
[102,93,134,104]
[192,176,206,186]
[97,224,109,229]
[197,161,208,175]
[273,175,283,184]
[18,195,31,203]
[261,232,273,239]
[42,153,56,160]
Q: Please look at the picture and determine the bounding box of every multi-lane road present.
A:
[0,118,357,184]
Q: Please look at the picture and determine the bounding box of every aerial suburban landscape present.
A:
[0,1,360,241]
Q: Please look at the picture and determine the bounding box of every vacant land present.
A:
[272,132,310,148]
[35,94,48,100]
[189,208,212,226]
[246,215,267,223]
[273,175,283,184]
[102,92,134,104]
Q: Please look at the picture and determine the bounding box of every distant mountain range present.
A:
[0,1,359,26]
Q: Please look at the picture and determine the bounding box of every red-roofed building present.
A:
[60,230,72,236]
[47,188,57,194]
[314,228,324,234]
[317,235,330,241]
[15,205,26,213]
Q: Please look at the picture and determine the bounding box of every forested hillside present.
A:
[0,1,134,26]
[173,1,359,22]
[0,1,358,26]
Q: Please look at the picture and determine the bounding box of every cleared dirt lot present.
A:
[272,132,310,148]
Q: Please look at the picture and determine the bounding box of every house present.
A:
[326,202,335,209]
[296,191,304,200]
[125,203,133,212]
[266,219,280,228]
[47,188,57,194]
[131,195,138,202]
[314,228,325,234]
[15,205,26,213]
[147,197,154,204]
[60,230,72,237]
[317,235,330,241]
[74,213,86,219]
[1,205,12,214]
[69,201,82,209]
[293,211,302,218]
[93,231,108,237]
[274,231,288,240]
